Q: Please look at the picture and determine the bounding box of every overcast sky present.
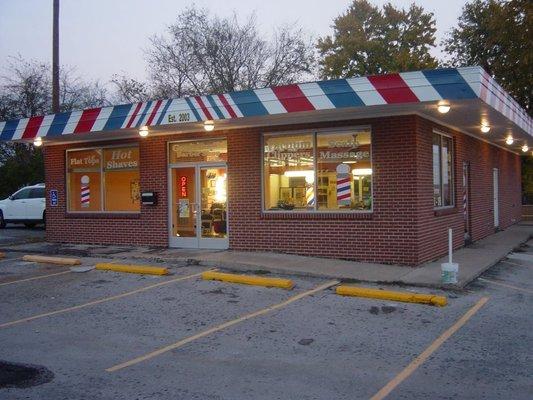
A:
[0,0,469,86]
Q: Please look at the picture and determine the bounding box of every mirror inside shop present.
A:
[264,130,372,211]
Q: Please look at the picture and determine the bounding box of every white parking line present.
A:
[0,256,23,264]
[370,297,489,400]
[507,253,533,262]
[106,280,340,372]
[0,270,206,329]
[0,270,71,286]
[501,260,533,268]
[478,277,533,294]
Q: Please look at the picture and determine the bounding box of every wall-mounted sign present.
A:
[168,112,191,124]
[50,189,58,207]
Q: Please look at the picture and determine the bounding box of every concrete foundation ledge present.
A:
[336,285,447,307]
[22,255,81,266]
[202,271,294,289]
[95,263,168,276]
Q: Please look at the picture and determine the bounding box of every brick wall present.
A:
[44,114,522,266]
[45,136,169,246]
[414,117,522,264]
[227,115,420,265]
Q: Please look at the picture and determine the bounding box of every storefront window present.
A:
[263,129,372,212]
[103,147,140,212]
[317,131,372,210]
[67,146,140,212]
[433,132,454,208]
[263,134,314,210]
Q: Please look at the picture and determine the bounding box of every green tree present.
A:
[317,0,438,78]
[443,0,532,115]
[0,57,108,199]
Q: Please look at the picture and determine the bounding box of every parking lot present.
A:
[0,226,45,246]
[0,241,532,400]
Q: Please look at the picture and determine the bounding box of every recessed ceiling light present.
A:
[522,144,529,153]
[139,126,149,137]
[480,124,490,133]
[505,135,514,145]
[33,137,43,147]
[437,104,450,114]
[204,120,215,131]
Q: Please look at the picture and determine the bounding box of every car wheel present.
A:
[25,223,36,228]
[0,211,5,229]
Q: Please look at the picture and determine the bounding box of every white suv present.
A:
[0,184,46,228]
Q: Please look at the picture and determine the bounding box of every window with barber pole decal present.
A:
[67,146,140,212]
[263,128,372,212]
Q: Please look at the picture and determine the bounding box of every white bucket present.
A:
[441,262,458,284]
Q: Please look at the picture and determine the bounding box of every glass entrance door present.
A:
[170,164,228,249]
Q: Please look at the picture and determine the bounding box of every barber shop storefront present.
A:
[1,66,530,266]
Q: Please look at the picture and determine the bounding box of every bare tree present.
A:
[0,57,109,198]
[110,74,151,103]
[1,56,108,119]
[139,7,315,98]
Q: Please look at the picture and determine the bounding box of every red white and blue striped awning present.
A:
[0,66,531,152]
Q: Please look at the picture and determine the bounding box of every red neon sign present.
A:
[180,176,188,197]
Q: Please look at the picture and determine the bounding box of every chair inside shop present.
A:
[201,203,227,237]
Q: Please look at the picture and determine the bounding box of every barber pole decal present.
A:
[81,175,90,208]
[462,162,469,235]
[0,67,530,141]
[306,185,315,207]
[336,164,351,206]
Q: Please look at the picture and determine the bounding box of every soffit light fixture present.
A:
[204,120,215,132]
[521,144,529,153]
[437,103,450,114]
[33,136,43,147]
[505,135,514,145]
[480,124,490,133]
[139,126,149,137]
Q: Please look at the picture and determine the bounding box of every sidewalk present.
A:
[1,223,531,289]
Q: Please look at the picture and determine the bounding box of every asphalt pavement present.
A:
[0,238,531,399]
[0,225,45,246]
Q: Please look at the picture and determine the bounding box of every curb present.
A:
[202,271,294,289]
[95,263,168,276]
[336,285,447,307]
[22,255,81,266]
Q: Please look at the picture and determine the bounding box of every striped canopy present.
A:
[0,66,531,142]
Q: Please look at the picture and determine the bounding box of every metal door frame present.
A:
[168,162,228,249]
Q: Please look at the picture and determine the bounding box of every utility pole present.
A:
[52,0,60,113]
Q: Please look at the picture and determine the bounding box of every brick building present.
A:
[1,66,531,266]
